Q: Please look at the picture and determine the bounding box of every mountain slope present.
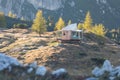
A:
[0,0,36,20]
[0,0,120,28]
[0,29,120,76]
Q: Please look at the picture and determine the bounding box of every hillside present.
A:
[0,29,120,78]
[5,16,32,28]
[0,0,120,28]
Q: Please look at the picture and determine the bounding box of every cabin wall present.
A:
[61,30,83,40]
[62,31,71,40]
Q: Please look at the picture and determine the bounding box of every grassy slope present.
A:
[0,29,120,77]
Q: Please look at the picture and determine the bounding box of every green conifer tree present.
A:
[0,12,6,28]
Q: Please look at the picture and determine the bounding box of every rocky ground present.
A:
[0,29,120,80]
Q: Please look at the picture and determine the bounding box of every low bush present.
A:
[13,23,28,29]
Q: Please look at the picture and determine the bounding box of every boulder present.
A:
[52,68,67,78]
[0,53,20,71]
[92,67,104,77]
[102,60,113,72]
[35,66,47,76]
[86,77,98,80]
[27,67,33,73]
[29,61,38,68]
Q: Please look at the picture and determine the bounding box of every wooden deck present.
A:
[57,39,81,44]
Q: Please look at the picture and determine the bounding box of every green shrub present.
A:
[13,23,28,29]
[98,41,105,46]
[91,57,106,66]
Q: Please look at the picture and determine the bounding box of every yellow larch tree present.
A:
[92,24,106,36]
[67,20,72,25]
[21,16,25,21]
[8,11,17,18]
[78,23,83,30]
[12,14,17,18]
[31,10,47,37]
[8,11,13,17]
[83,11,93,32]
[54,17,65,31]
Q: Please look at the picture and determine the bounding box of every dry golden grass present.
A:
[0,29,120,77]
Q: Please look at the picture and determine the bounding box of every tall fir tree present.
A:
[55,17,65,30]
[0,12,6,28]
[83,11,93,32]
[32,10,47,36]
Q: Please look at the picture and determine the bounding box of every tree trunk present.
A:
[39,33,41,37]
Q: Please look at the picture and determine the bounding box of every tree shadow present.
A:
[44,43,94,76]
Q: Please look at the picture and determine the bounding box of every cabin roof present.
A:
[62,23,82,32]
[62,23,77,31]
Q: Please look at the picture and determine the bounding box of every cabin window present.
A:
[76,32,79,37]
[72,31,78,38]
[72,32,76,36]
[63,32,66,35]
[63,31,68,36]
[80,32,83,39]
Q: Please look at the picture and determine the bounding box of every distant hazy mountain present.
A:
[0,0,120,28]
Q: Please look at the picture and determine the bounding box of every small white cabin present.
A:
[57,23,83,41]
